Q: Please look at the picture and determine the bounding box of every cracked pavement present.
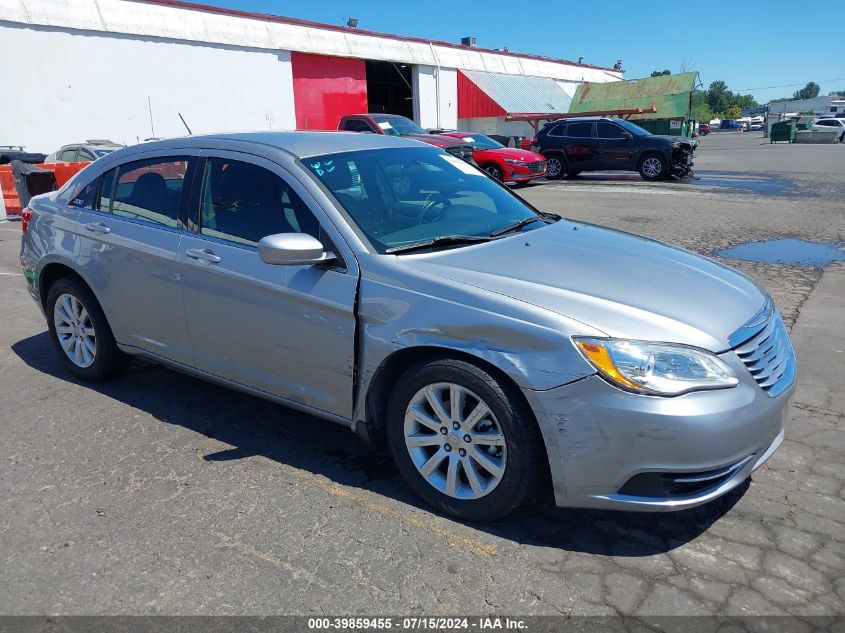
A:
[0,133,843,621]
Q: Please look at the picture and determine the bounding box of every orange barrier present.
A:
[0,161,90,216]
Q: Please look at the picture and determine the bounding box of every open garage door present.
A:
[365,60,413,119]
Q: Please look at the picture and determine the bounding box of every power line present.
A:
[733,77,845,91]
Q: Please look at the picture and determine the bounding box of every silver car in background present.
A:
[20,132,796,521]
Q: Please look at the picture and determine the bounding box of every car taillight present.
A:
[21,207,33,233]
[530,137,538,145]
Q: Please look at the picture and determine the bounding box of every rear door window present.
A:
[110,157,189,227]
[97,169,116,211]
[68,177,99,209]
[567,122,594,138]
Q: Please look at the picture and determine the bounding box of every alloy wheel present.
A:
[546,157,562,178]
[642,157,663,178]
[53,293,97,368]
[403,382,507,500]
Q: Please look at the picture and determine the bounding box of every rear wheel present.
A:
[483,164,503,182]
[46,277,127,381]
[386,358,545,521]
[638,153,666,181]
[544,154,566,180]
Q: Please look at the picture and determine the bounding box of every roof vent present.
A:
[461,37,477,47]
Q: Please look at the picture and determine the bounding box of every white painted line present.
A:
[542,185,691,196]
[0,272,22,276]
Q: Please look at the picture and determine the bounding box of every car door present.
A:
[562,121,597,169]
[178,151,358,419]
[595,121,635,169]
[73,152,197,366]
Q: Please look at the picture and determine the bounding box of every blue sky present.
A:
[199,0,844,103]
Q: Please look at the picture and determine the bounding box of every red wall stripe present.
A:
[291,52,368,130]
[457,70,506,119]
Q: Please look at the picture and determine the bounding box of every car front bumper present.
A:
[523,352,794,511]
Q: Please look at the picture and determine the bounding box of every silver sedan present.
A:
[20,132,795,520]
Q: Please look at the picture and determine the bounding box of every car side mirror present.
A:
[258,233,336,266]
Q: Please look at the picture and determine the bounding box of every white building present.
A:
[0,0,624,152]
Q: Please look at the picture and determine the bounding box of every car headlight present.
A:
[504,158,524,165]
[573,337,738,396]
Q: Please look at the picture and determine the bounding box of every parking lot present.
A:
[1,132,843,621]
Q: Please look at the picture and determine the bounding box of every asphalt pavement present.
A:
[0,133,843,622]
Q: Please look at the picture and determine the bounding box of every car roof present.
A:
[541,116,613,127]
[121,131,427,159]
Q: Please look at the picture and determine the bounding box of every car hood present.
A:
[476,148,545,161]
[650,135,697,147]
[404,220,765,351]
[402,133,464,148]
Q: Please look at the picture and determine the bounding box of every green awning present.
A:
[569,72,698,120]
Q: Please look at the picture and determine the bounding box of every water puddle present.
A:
[717,239,845,266]
[694,177,790,194]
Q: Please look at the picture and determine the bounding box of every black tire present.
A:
[544,153,566,180]
[45,277,128,381]
[385,358,546,521]
[567,169,582,178]
[638,152,667,181]
[482,163,503,182]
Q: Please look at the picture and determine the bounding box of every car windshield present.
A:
[304,147,549,254]
[457,134,504,150]
[371,115,427,136]
[613,119,651,136]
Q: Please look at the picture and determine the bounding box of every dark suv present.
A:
[532,117,696,181]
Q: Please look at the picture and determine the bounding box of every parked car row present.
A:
[338,113,696,183]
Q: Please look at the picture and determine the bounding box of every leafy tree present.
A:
[706,81,731,114]
[726,104,742,119]
[703,80,760,116]
[691,90,714,122]
[792,82,820,100]
[650,69,671,77]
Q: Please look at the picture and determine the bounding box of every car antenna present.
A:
[178,112,193,135]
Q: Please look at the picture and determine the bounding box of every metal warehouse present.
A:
[0,0,624,152]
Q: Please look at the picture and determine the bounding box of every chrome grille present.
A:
[526,160,545,174]
[732,311,795,397]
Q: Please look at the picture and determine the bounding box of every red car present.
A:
[338,114,474,162]
[439,132,546,184]
[698,123,711,136]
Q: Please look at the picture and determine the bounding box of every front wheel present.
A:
[386,358,546,521]
[483,164,503,182]
[638,154,666,181]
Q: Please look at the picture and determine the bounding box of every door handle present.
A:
[185,248,221,264]
[84,222,111,234]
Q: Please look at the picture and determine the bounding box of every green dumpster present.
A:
[770,121,796,143]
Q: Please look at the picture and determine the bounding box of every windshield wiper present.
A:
[489,216,547,237]
[385,235,492,254]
